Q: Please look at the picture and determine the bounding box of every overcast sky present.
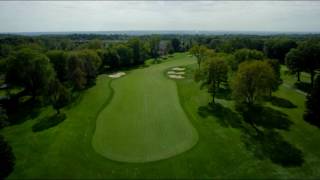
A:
[0,1,320,33]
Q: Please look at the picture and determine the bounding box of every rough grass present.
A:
[1,53,320,178]
[92,54,198,162]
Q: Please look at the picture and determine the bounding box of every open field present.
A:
[1,53,320,178]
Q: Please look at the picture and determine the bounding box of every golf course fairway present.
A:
[92,54,198,162]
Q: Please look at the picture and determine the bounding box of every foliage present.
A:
[195,57,228,103]
[304,75,320,127]
[46,50,68,82]
[285,48,304,81]
[232,48,264,70]
[5,48,55,99]
[189,45,208,68]
[0,106,8,128]
[171,38,181,52]
[86,39,104,50]
[114,44,134,67]
[67,52,87,90]
[149,36,160,62]
[231,61,277,105]
[128,38,149,65]
[296,40,320,87]
[263,38,297,64]
[0,135,15,179]
[48,79,70,114]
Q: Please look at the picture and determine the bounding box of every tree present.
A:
[0,107,8,128]
[232,48,264,70]
[86,39,104,50]
[128,38,149,65]
[46,50,68,82]
[6,48,55,100]
[263,38,297,64]
[297,40,320,87]
[78,50,102,85]
[149,36,160,62]
[285,48,304,82]
[304,75,320,127]
[67,52,87,90]
[0,44,13,59]
[231,61,277,106]
[0,135,15,179]
[166,42,174,54]
[195,57,228,103]
[266,59,281,94]
[171,38,181,52]
[189,45,208,69]
[115,44,133,67]
[48,79,70,114]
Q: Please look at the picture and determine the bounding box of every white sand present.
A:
[108,72,126,78]
[168,75,185,79]
[175,72,185,75]
[167,71,177,74]
[172,67,186,71]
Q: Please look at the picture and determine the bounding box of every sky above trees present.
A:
[0,1,320,33]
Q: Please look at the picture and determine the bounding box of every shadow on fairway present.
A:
[198,102,304,167]
[242,129,304,167]
[6,97,41,126]
[239,105,293,131]
[267,96,297,108]
[32,113,66,132]
[215,85,232,100]
[198,103,243,129]
[294,81,312,93]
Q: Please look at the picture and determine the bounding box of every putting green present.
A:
[92,54,198,162]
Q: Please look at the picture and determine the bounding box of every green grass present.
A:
[92,53,198,162]
[1,53,320,179]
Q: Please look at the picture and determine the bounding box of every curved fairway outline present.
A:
[92,56,198,163]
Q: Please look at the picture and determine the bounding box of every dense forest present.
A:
[0,33,320,178]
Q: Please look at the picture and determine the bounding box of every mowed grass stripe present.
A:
[92,54,199,162]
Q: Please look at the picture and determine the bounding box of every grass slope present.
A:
[1,53,320,179]
[92,54,198,162]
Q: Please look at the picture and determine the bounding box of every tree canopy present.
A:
[231,60,277,106]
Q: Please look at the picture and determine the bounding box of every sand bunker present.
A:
[108,72,126,78]
[167,71,177,75]
[167,67,186,79]
[172,67,186,71]
[168,75,184,79]
[175,72,185,75]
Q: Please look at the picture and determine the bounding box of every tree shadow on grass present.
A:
[294,82,311,93]
[238,105,293,131]
[267,96,297,108]
[198,102,303,167]
[32,113,66,132]
[5,97,41,126]
[215,86,232,100]
[242,129,304,167]
[198,103,243,129]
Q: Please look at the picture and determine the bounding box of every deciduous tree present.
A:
[231,61,277,106]
[189,45,208,69]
